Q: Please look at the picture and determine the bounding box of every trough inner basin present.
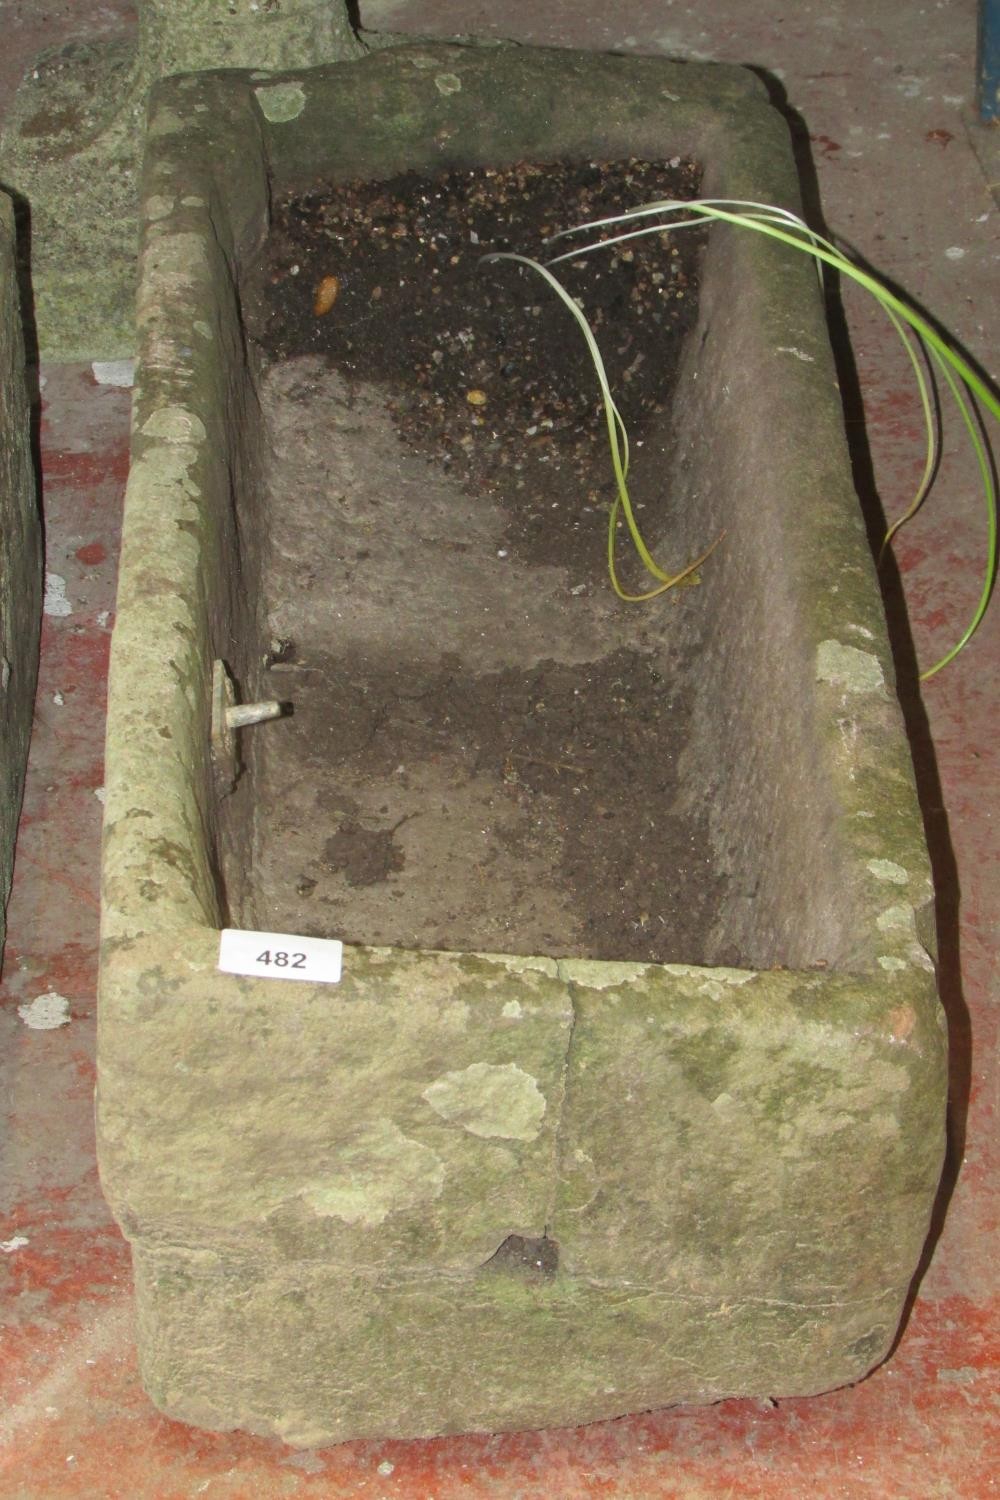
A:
[240,157,734,965]
[227,154,837,971]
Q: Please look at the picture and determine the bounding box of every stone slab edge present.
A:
[0,193,41,962]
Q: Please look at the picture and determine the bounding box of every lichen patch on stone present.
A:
[481,953,558,979]
[301,1119,445,1226]
[776,345,815,362]
[663,962,754,987]
[140,407,207,445]
[422,1062,547,1140]
[907,943,936,973]
[254,83,307,123]
[557,958,649,990]
[867,858,909,885]
[128,445,201,504]
[876,904,916,934]
[816,639,886,694]
[144,195,175,223]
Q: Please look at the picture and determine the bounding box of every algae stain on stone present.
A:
[302,1119,444,1226]
[423,1062,547,1141]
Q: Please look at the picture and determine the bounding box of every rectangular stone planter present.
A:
[98,44,946,1447]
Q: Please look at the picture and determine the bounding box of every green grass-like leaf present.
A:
[481,251,722,598]
[545,198,998,681]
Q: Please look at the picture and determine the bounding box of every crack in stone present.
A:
[545,964,581,1237]
[138,1240,910,1311]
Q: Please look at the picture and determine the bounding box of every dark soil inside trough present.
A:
[243,158,729,964]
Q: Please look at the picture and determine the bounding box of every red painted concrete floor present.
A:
[1,2,998,1496]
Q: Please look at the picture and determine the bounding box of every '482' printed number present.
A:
[255,949,307,970]
[218,929,343,984]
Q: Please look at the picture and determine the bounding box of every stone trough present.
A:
[98,44,946,1446]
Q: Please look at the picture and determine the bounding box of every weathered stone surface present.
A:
[554,962,944,1301]
[98,46,946,1444]
[140,0,363,75]
[129,1245,913,1445]
[0,194,41,962]
[100,938,573,1268]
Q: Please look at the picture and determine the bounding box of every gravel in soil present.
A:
[243,158,729,965]
[247,156,704,579]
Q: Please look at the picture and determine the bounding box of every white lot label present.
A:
[218,929,343,984]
